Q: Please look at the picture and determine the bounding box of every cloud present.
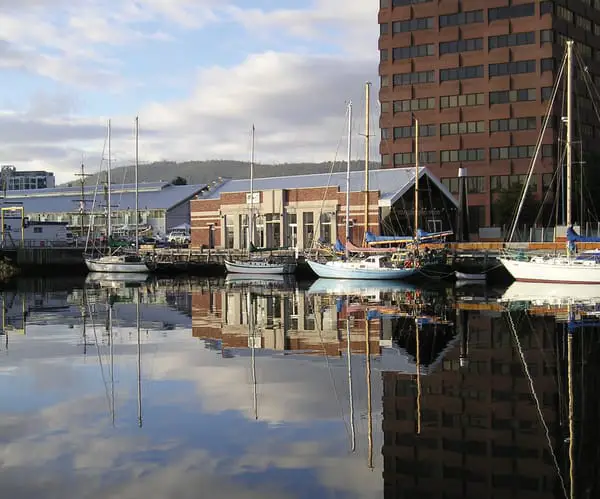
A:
[0,0,380,183]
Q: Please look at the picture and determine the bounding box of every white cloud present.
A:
[0,0,380,183]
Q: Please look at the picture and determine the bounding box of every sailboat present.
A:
[224,125,296,275]
[85,118,150,273]
[500,40,600,283]
[306,100,418,280]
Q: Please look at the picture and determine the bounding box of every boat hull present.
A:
[224,260,296,275]
[85,258,149,273]
[306,260,417,280]
[455,271,486,281]
[500,257,600,284]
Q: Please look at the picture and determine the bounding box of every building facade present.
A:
[1,181,207,237]
[190,169,457,250]
[5,169,55,190]
[378,0,600,229]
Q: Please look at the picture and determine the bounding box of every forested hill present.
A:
[61,159,381,186]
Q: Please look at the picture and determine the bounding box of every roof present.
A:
[0,182,207,214]
[200,167,458,207]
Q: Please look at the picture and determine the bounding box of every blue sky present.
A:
[0,1,378,183]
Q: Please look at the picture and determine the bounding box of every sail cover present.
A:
[566,226,600,243]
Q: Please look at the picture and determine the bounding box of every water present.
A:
[0,276,597,498]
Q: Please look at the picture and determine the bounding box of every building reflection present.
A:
[381,306,600,498]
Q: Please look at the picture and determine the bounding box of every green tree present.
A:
[492,183,541,228]
[171,176,187,185]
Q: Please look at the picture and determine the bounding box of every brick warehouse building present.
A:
[378,0,600,229]
[190,168,457,250]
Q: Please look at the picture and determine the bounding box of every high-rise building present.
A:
[2,169,56,190]
[378,0,600,230]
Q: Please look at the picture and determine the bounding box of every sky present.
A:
[0,0,379,184]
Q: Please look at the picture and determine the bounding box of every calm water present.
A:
[0,275,597,498]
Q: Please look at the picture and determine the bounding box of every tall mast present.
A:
[107,119,112,243]
[566,40,573,239]
[135,117,139,253]
[363,82,371,244]
[136,288,142,428]
[345,101,352,260]
[414,118,419,240]
[249,125,255,252]
[346,306,355,452]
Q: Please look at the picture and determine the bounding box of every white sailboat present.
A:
[306,98,418,280]
[85,118,150,273]
[224,125,296,275]
[500,40,600,283]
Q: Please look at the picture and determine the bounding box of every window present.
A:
[489,60,535,77]
[489,88,536,104]
[440,65,483,81]
[381,128,391,140]
[319,213,332,244]
[440,121,485,136]
[392,0,432,5]
[542,144,553,157]
[440,38,482,55]
[392,44,435,60]
[380,49,388,62]
[440,149,485,162]
[490,117,537,132]
[394,151,436,165]
[489,3,534,21]
[225,216,234,249]
[392,17,433,33]
[469,206,486,230]
[380,23,388,35]
[491,175,509,192]
[440,93,483,108]
[556,5,573,22]
[441,177,459,193]
[541,87,553,100]
[439,10,483,27]
[33,227,43,234]
[394,97,435,113]
[576,16,591,31]
[540,30,553,44]
[393,124,436,138]
[381,154,391,166]
[380,75,389,87]
[380,101,390,113]
[393,71,435,86]
[467,176,485,193]
[540,1,553,15]
[488,32,535,49]
[490,146,535,160]
[541,58,554,72]
[303,212,314,247]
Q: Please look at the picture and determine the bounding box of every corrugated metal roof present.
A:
[201,167,458,207]
[0,183,207,213]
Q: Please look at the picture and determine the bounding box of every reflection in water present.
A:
[0,277,598,497]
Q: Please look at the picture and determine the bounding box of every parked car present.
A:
[167,230,190,245]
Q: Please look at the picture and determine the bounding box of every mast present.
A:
[107,119,112,247]
[414,118,419,240]
[249,125,255,253]
[566,40,573,252]
[365,317,373,469]
[345,101,352,260]
[346,305,355,451]
[363,82,371,244]
[136,288,142,428]
[135,117,139,253]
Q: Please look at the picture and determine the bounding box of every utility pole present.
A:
[74,160,92,239]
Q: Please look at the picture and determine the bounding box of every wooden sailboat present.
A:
[500,40,600,283]
[85,118,150,273]
[307,97,418,279]
[225,125,296,275]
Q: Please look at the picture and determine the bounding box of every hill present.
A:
[61,159,382,187]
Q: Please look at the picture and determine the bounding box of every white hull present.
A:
[307,259,417,280]
[85,256,149,273]
[501,281,600,305]
[308,278,415,295]
[225,260,296,275]
[500,257,600,284]
[455,271,486,281]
